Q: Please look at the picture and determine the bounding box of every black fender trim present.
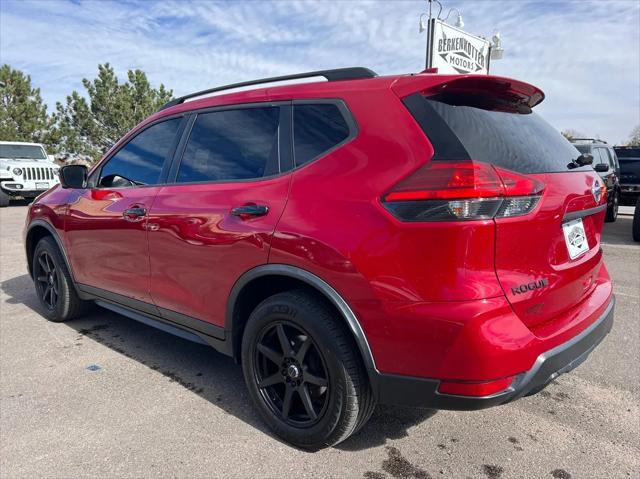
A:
[25,219,76,285]
[226,264,378,372]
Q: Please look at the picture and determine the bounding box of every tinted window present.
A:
[614,147,640,159]
[177,107,280,183]
[600,149,613,168]
[293,104,350,166]
[405,93,585,174]
[595,148,610,168]
[100,118,181,186]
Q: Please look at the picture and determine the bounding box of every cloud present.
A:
[1,0,638,143]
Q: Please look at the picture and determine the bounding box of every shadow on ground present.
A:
[601,215,636,246]
[1,273,436,451]
[4,199,31,207]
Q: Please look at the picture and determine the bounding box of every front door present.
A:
[65,117,184,303]
[147,105,290,327]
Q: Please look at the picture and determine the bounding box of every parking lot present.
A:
[1,204,638,479]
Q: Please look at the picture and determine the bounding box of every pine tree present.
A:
[627,126,640,147]
[0,64,56,150]
[55,64,173,161]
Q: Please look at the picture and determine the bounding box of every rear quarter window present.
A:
[293,103,351,167]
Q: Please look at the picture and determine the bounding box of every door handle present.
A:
[230,204,269,218]
[123,206,147,221]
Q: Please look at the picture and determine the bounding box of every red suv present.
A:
[25,68,614,450]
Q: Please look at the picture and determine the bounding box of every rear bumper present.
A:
[372,295,614,409]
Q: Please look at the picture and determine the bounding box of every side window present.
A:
[595,148,610,169]
[293,103,351,167]
[605,148,616,168]
[177,107,280,183]
[99,118,181,187]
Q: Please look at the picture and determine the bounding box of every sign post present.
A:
[424,0,434,69]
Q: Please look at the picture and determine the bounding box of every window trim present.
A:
[291,99,358,170]
[88,114,188,189]
[88,98,359,189]
[166,101,292,186]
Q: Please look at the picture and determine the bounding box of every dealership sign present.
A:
[427,19,491,74]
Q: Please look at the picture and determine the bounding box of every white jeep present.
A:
[0,141,60,207]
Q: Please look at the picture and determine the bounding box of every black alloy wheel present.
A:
[241,290,375,450]
[254,321,330,426]
[34,251,60,310]
[32,236,90,322]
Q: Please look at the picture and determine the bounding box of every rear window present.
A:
[403,93,586,174]
[614,147,640,159]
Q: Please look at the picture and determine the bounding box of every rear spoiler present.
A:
[391,74,545,109]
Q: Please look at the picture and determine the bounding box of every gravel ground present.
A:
[1,203,638,479]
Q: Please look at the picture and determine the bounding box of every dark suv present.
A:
[572,139,620,221]
[25,68,614,449]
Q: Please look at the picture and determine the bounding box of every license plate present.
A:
[36,182,49,190]
[562,218,589,259]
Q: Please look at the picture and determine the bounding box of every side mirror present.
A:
[59,165,88,189]
[594,163,609,173]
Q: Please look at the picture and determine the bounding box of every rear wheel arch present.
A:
[226,265,377,374]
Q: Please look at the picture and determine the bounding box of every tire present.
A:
[241,290,374,450]
[605,190,619,222]
[32,237,90,322]
[633,198,640,242]
[0,189,9,207]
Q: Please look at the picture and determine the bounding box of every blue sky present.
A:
[1,0,639,143]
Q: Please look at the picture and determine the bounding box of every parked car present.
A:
[24,68,615,450]
[0,141,59,207]
[572,139,620,222]
[613,146,640,206]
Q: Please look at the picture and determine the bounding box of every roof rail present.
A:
[571,138,607,144]
[159,67,377,111]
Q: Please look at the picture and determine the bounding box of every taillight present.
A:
[382,160,544,222]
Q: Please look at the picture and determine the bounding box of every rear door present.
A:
[414,92,607,329]
[147,104,291,328]
[65,117,184,303]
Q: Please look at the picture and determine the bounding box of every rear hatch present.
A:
[397,76,607,329]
